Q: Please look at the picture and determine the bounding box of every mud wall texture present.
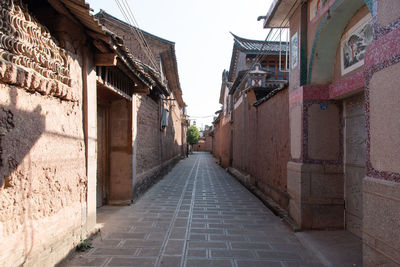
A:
[213,119,232,168]
[0,2,90,265]
[231,89,290,209]
[133,93,184,199]
[194,136,212,152]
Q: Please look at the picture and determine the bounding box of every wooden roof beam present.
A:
[95,53,117,66]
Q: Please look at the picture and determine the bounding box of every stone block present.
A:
[363,177,400,265]
[310,171,343,199]
[308,103,341,161]
[309,204,344,229]
[369,62,400,174]
[186,259,233,267]
[377,0,400,27]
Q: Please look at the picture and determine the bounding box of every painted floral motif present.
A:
[291,33,298,69]
[310,0,329,21]
[341,14,373,75]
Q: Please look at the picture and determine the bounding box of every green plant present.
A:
[76,239,92,252]
[187,125,200,145]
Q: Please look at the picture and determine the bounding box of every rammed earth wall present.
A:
[0,1,93,265]
[231,89,290,210]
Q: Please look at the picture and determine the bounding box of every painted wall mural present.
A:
[291,33,298,69]
[341,14,373,75]
[310,0,330,21]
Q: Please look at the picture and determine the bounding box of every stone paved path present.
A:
[65,152,322,267]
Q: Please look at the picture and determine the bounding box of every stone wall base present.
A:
[227,166,298,231]
[287,161,344,230]
[0,203,93,266]
[132,156,182,201]
[363,176,400,266]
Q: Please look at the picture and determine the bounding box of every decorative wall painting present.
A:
[341,14,373,75]
[291,32,298,69]
[310,0,330,21]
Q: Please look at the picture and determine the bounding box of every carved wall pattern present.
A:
[0,0,74,100]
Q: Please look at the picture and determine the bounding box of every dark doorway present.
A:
[96,104,109,208]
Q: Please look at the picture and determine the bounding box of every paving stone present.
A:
[66,256,109,266]
[190,228,224,234]
[91,239,121,248]
[169,228,187,239]
[256,250,302,260]
[190,223,206,228]
[282,261,324,267]
[105,232,147,240]
[230,242,272,250]
[187,249,207,258]
[136,247,161,257]
[91,248,137,256]
[147,232,167,240]
[107,257,156,266]
[189,241,228,249]
[209,234,246,241]
[185,259,233,267]
[189,234,207,241]
[65,153,322,267]
[236,260,283,267]
[210,249,255,259]
[164,240,185,255]
[159,256,182,267]
[122,240,163,248]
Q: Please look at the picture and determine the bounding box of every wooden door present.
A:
[343,92,366,237]
[97,105,108,208]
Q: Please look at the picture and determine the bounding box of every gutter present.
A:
[263,0,282,28]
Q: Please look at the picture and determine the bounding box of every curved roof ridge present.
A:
[97,10,175,45]
[230,32,287,44]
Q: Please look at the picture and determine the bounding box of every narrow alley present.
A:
[65,152,321,267]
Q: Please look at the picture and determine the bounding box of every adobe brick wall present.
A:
[136,95,161,175]
[204,135,213,152]
[193,136,212,152]
[231,89,290,209]
[99,14,185,200]
[213,119,232,168]
[133,92,184,199]
[0,3,93,265]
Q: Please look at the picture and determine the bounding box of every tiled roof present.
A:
[96,10,186,107]
[57,0,161,90]
[253,81,288,107]
[231,33,289,53]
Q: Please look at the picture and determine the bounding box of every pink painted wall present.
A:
[232,89,290,209]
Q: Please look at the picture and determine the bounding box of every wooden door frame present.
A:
[97,99,111,206]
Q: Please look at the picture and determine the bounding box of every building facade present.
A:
[96,11,188,200]
[193,128,213,152]
[262,0,400,265]
[213,34,291,209]
[0,1,186,265]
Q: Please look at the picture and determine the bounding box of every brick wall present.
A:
[194,136,212,152]
[97,15,171,69]
[136,95,161,175]
[133,91,184,198]
[213,119,232,168]
[231,88,290,209]
[98,12,185,199]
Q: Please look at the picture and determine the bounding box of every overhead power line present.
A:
[188,115,216,118]
[115,0,160,73]
[233,0,301,91]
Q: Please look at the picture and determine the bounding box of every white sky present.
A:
[86,0,273,129]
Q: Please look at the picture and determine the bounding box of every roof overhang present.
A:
[160,50,186,107]
[263,0,298,28]
[50,0,161,93]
